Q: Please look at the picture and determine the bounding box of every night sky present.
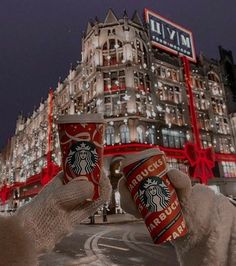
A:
[1,0,236,149]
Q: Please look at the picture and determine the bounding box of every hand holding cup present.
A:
[121,148,188,244]
[57,114,105,200]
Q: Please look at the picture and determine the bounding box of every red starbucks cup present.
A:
[122,148,188,244]
[57,114,105,200]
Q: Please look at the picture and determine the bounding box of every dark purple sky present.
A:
[0,0,236,149]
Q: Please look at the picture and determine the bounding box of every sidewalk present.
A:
[81,213,142,225]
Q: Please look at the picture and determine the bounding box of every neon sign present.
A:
[145,8,196,62]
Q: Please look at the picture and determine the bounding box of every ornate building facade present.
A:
[1,9,236,211]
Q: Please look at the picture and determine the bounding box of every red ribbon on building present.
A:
[181,56,217,184]
[184,143,215,184]
[0,184,11,204]
[41,89,61,186]
[41,160,61,186]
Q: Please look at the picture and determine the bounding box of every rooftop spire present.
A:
[131,10,143,26]
[104,8,119,24]
[86,21,93,35]
[123,9,128,19]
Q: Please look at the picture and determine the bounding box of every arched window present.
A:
[207,71,222,96]
[105,126,115,145]
[137,126,145,143]
[103,42,108,50]
[132,38,148,65]
[148,128,155,144]
[120,125,130,144]
[109,39,116,50]
[102,38,123,66]
[207,72,220,83]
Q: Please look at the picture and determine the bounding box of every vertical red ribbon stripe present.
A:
[41,89,61,186]
[181,56,215,184]
[182,56,201,149]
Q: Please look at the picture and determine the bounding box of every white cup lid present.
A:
[57,113,105,124]
[122,148,164,169]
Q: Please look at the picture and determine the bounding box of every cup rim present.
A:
[57,113,105,124]
[122,148,164,169]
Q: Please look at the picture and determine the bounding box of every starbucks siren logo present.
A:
[66,141,98,175]
[138,176,170,212]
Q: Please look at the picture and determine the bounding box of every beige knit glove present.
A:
[17,171,111,253]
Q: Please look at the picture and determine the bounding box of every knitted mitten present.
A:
[0,216,37,266]
[17,171,111,253]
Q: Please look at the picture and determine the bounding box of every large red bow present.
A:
[184,143,215,184]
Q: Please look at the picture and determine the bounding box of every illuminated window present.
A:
[221,161,236,178]
[120,125,130,144]
[191,77,205,90]
[208,72,223,96]
[86,99,96,113]
[148,128,156,144]
[157,83,182,104]
[162,129,186,148]
[74,96,83,113]
[134,71,151,91]
[104,92,127,117]
[132,39,147,65]
[212,98,225,115]
[102,38,123,66]
[195,92,209,110]
[104,104,112,117]
[210,84,222,96]
[164,105,184,126]
[200,134,212,148]
[197,112,211,131]
[136,93,153,118]
[156,66,179,82]
[105,126,115,145]
[134,72,145,91]
[215,116,230,135]
[103,70,126,92]
[218,138,232,153]
[136,95,146,115]
[137,126,145,143]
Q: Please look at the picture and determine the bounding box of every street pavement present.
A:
[81,213,141,225]
[39,214,179,266]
